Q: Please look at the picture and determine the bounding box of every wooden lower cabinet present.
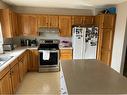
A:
[18,60,24,81]
[18,51,28,81]
[0,71,12,94]
[60,49,73,60]
[28,49,39,71]
[10,63,20,93]
[0,49,38,94]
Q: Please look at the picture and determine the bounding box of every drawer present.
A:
[60,49,72,54]
[60,49,72,60]
[60,54,72,60]
[9,59,18,69]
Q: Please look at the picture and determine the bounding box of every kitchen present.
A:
[0,0,127,95]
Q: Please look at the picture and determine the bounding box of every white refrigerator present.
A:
[72,26,98,59]
[0,23,4,53]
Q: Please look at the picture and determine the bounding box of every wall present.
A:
[111,1,127,74]
[12,6,94,15]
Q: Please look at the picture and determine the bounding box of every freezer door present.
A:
[72,27,84,59]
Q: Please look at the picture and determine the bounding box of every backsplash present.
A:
[4,34,72,47]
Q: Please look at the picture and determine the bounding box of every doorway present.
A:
[123,46,127,77]
[123,18,127,76]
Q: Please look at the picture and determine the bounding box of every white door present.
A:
[72,27,84,59]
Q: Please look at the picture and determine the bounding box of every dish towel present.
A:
[43,50,50,60]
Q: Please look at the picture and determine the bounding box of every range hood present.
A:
[38,27,59,33]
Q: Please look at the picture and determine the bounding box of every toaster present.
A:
[3,44,14,51]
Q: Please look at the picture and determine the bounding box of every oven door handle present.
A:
[38,50,59,53]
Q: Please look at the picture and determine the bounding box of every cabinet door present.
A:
[100,29,114,65]
[21,15,38,36]
[37,15,48,27]
[18,60,24,82]
[23,53,28,75]
[10,11,18,37]
[29,15,38,36]
[2,9,13,38]
[28,50,39,71]
[11,63,20,93]
[0,71,12,94]
[94,15,101,27]
[48,15,59,28]
[59,16,72,37]
[82,16,94,25]
[60,49,72,60]
[21,15,30,36]
[100,14,115,28]
[72,16,83,25]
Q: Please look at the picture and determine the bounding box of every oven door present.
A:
[39,50,59,67]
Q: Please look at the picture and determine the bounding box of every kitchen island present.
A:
[61,60,127,94]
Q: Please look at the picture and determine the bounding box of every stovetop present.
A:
[38,39,59,50]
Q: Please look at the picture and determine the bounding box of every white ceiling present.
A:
[2,0,127,9]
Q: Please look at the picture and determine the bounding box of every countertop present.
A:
[0,46,72,72]
[0,47,38,72]
[59,46,73,49]
[61,59,127,94]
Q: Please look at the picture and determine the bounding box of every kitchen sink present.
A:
[0,56,14,67]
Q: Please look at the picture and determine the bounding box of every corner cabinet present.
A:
[96,14,116,66]
[59,16,72,37]
[1,9,18,38]
[28,49,39,72]
[0,50,28,94]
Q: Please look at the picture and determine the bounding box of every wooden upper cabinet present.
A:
[97,14,116,28]
[72,16,94,25]
[1,9,18,38]
[20,15,38,36]
[59,16,72,37]
[29,15,38,35]
[37,15,48,27]
[94,15,101,27]
[1,9,13,38]
[82,16,94,25]
[48,15,59,28]
[72,16,83,25]
[37,15,59,28]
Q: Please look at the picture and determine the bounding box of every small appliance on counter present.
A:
[60,40,72,47]
[20,39,37,47]
[3,44,14,51]
[31,39,37,47]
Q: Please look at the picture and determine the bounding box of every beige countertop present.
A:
[0,47,38,72]
[61,59,127,94]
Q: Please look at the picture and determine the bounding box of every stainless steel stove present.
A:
[38,39,60,72]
